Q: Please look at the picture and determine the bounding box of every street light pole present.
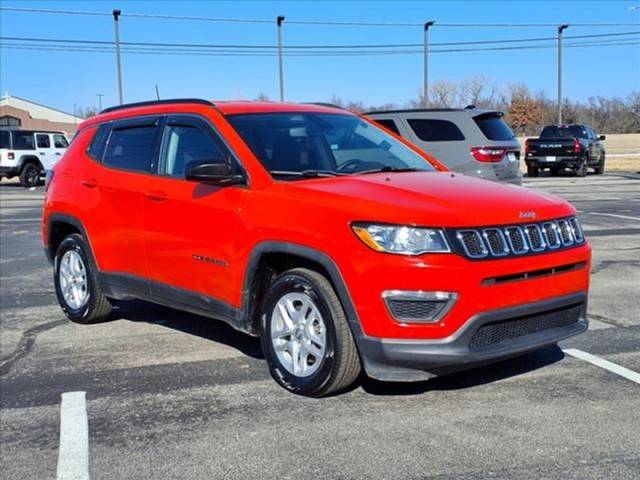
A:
[277,15,285,102]
[423,21,435,105]
[557,24,569,125]
[113,9,124,105]
[97,93,103,111]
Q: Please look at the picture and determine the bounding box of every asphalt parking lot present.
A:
[1,173,639,480]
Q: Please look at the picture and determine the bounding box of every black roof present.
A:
[0,128,65,135]
[100,98,215,114]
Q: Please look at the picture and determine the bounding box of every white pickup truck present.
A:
[0,129,70,187]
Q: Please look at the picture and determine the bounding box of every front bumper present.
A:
[357,292,588,381]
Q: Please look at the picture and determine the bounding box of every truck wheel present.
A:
[576,156,587,177]
[594,154,605,175]
[260,268,361,397]
[54,234,113,324]
[527,165,539,177]
[20,163,41,188]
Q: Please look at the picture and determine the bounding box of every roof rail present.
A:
[303,102,346,110]
[100,98,215,114]
[364,108,462,115]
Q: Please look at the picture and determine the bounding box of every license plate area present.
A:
[545,156,556,162]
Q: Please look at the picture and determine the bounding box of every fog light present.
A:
[382,291,457,323]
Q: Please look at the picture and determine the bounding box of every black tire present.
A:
[576,155,587,177]
[260,268,361,397]
[526,165,539,177]
[19,163,41,188]
[54,234,112,324]
[594,154,605,174]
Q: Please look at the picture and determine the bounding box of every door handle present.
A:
[39,152,46,155]
[55,152,62,156]
[145,190,167,202]
[81,178,98,188]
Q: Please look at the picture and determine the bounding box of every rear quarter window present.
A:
[474,114,515,141]
[0,131,10,149]
[12,131,36,150]
[373,119,401,135]
[407,119,465,142]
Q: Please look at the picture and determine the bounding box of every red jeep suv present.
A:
[43,99,590,396]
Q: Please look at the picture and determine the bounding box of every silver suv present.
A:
[366,108,522,185]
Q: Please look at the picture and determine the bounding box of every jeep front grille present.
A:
[452,217,584,260]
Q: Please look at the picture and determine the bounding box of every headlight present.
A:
[352,223,450,255]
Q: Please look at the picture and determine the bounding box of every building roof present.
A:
[0,94,83,124]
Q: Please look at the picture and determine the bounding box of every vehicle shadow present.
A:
[109,300,264,359]
[359,345,565,396]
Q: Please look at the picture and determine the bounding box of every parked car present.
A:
[525,124,606,177]
[366,107,522,185]
[0,129,70,187]
[43,99,590,396]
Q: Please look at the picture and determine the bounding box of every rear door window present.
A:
[12,131,36,150]
[36,134,51,148]
[373,119,401,136]
[407,119,465,142]
[474,114,515,141]
[103,119,160,173]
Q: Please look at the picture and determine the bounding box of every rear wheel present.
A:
[20,163,40,188]
[527,165,539,177]
[260,268,361,397]
[594,154,605,174]
[54,234,112,324]
[576,155,587,177]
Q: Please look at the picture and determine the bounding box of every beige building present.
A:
[0,94,83,136]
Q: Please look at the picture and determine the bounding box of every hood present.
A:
[286,172,574,227]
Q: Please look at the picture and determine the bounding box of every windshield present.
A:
[541,125,588,139]
[227,113,436,178]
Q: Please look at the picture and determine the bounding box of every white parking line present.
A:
[0,218,41,222]
[563,348,640,385]
[577,211,640,222]
[57,391,90,480]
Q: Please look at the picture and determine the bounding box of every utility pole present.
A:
[557,24,569,125]
[96,93,104,111]
[423,21,435,105]
[113,9,124,105]
[277,15,285,102]
[73,103,78,125]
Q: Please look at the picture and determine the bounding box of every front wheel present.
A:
[260,268,361,397]
[54,234,112,324]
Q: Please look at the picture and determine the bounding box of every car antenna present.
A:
[155,85,161,101]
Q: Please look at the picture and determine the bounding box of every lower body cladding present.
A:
[355,292,588,381]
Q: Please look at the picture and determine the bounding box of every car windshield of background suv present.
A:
[228,113,436,178]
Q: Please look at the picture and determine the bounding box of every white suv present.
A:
[0,129,70,187]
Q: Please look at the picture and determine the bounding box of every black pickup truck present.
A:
[524,124,606,177]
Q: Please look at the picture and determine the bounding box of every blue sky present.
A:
[0,0,639,114]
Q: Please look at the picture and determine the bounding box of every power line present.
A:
[1,6,638,28]
[1,31,638,51]
[2,39,637,57]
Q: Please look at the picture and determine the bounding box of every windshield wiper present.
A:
[355,166,422,175]
[270,169,343,178]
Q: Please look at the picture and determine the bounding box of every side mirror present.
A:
[598,135,606,141]
[185,162,244,186]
